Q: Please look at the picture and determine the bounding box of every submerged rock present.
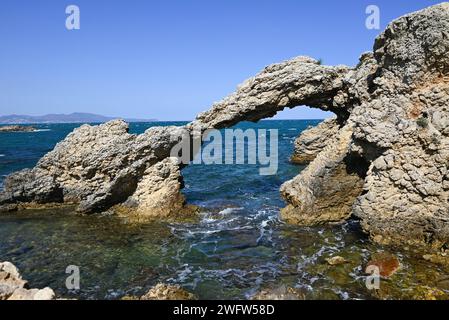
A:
[0,261,55,300]
[252,286,306,300]
[365,252,401,278]
[411,286,448,300]
[140,284,197,300]
[326,256,348,266]
[423,254,449,266]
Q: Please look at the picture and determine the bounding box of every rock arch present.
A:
[1,3,449,253]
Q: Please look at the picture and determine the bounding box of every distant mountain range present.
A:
[0,113,157,124]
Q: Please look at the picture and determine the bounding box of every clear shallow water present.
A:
[1,121,449,300]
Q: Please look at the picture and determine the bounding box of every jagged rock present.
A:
[291,118,340,164]
[281,125,367,225]
[0,120,189,218]
[189,56,350,131]
[0,261,55,300]
[7,287,55,301]
[119,157,197,219]
[280,53,377,226]
[140,284,197,300]
[349,3,449,249]
[283,3,449,251]
[0,262,28,300]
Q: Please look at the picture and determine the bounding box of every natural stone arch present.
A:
[1,3,449,254]
[0,56,351,216]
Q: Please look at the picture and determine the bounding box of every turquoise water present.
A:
[1,121,448,300]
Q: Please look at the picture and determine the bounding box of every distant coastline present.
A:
[0,112,157,124]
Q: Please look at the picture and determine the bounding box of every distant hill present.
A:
[0,113,157,124]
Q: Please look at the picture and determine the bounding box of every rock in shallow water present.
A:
[140,284,197,300]
[0,261,55,300]
[252,286,306,300]
[365,252,401,278]
[326,256,348,266]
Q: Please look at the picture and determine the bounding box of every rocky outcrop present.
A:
[140,284,197,300]
[281,125,368,225]
[0,120,189,218]
[0,262,55,300]
[1,3,448,252]
[291,118,340,164]
[348,3,449,250]
[365,253,401,278]
[282,3,449,252]
[0,125,36,132]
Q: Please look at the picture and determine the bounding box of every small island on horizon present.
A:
[0,112,157,124]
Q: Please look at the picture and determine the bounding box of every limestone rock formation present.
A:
[291,118,340,164]
[281,124,368,225]
[189,56,350,131]
[0,3,448,252]
[0,120,188,218]
[0,261,55,300]
[283,3,449,252]
[348,3,449,249]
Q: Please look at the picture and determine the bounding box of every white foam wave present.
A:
[218,207,243,215]
[33,129,51,132]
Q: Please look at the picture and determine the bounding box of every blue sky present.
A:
[0,0,443,120]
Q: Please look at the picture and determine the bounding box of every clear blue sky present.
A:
[0,0,443,120]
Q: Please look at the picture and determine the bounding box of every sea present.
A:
[0,120,447,300]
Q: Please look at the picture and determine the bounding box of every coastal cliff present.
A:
[1,3,448,253]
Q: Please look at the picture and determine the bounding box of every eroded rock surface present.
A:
[189,56,350,131]
[348,3,449,250]
[0,261,55,300]
[283,3,449,252]
[290,118,341,165]
[0,120,188,218]
[281,125,367,225]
